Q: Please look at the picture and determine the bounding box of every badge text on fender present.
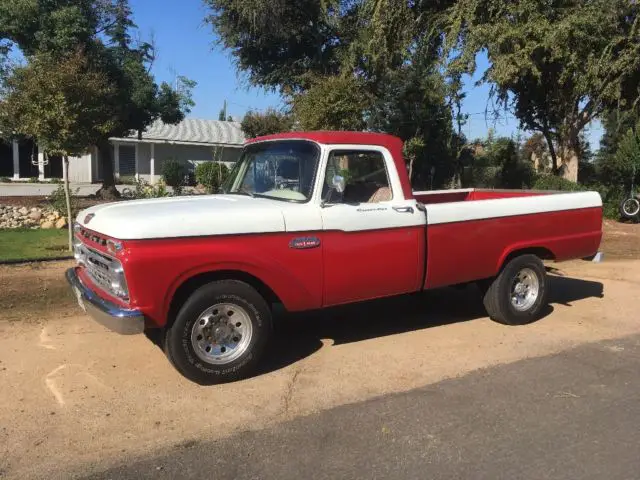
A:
[289,236,321,249]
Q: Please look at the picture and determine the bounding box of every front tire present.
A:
[164,280,272,384]
[483,254,548,325]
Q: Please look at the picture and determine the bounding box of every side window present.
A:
[324,150,392,204]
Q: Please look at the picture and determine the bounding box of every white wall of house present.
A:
[152,143,242,175]
[5,140,243,183]
[68,152,94,183]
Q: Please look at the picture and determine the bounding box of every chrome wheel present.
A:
[622,198,640,218]
[510,268,540,312]
[190,303,253,365]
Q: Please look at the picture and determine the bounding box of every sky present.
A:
[128,0,283,121]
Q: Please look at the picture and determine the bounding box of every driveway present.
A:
[89,334,640,480]
[1,259,639,479]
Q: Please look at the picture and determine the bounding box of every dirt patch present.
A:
[0,260,77,322]
[600,219,640,260]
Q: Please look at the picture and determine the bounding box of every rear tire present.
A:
[164,280,272,384]
[483,254,548,325]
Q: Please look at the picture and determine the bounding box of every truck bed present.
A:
[414,188,603,290]
[413,188,546,205]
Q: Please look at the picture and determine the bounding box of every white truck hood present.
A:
[76,195,288,240]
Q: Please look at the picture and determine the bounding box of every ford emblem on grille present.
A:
[289,236,321,249]
[84,213,95,224]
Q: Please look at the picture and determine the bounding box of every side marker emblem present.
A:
[289,236,321,249]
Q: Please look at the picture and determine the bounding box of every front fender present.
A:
[124,233,324,326]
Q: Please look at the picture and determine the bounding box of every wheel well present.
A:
[166,270,282,329]
[502,247,555,271]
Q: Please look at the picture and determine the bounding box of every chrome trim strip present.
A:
[66,268,144,335]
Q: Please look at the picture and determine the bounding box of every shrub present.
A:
[28,177,39,183]
[49,184,80,219]
[118,175,137,185]
[532,175,586,192]
[49,178,63,184]
[0,177,11,183]
[121,179,169,199]
[195,162,229,193]
[161,159,185,188]
[533,175,624,219]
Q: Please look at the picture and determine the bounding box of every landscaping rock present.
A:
[0,204,69,230]
[28,211,42,221]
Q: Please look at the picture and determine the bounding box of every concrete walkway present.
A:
[0,183,184,197]
[0,183,128,197]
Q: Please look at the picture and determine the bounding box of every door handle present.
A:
[393,206,414,213]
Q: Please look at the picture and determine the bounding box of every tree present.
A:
[292,75,372,131]
[218,100,227,121]
[240,108,294,138]
[598,122,640,190]
[366,46,457,189]
[205,0,460,188]
[446,0,640,181]
[0,50,116,249]
[1,0,196,198]
[204,0,347,92]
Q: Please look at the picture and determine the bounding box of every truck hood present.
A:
[76,195,287,240]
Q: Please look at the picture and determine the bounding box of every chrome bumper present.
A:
[65,268,144,335]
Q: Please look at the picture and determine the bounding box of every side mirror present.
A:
[332,174,346,193]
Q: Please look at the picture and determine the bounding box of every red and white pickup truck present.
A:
[67,131,603,383]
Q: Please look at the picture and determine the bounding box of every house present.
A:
[0,119,245,183]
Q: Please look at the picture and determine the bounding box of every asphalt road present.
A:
[85,334,640,480]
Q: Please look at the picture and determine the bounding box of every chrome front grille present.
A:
[74,242,125,298]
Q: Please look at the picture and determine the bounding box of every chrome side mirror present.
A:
[332,174,346,193]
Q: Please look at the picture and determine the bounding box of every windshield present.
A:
[221,140,320,202]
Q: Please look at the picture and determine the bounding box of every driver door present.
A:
[320,147,425,306]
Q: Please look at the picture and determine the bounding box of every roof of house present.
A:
[112,119,245,146]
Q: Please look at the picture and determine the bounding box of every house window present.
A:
[119,145,136,175]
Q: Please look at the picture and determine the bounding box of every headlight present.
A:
[107,239,123,254]
[110,265,129,299]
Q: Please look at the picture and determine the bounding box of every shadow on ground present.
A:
[256,274,604,377]
[145,274,604,382]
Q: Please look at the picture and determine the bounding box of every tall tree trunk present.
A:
[560,144,580,182]
[559,130,580,183]
[62,155,73,252]
[95,139,120,199]
[542,129,559,174]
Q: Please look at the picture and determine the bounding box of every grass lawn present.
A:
[0,229,72,262]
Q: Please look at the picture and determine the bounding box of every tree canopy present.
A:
[0,0,196,197]
[208,0,458,188]
[240,109,294,139]
[446,0,640,181]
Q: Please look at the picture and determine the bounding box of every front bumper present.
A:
[65,268,144,335]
